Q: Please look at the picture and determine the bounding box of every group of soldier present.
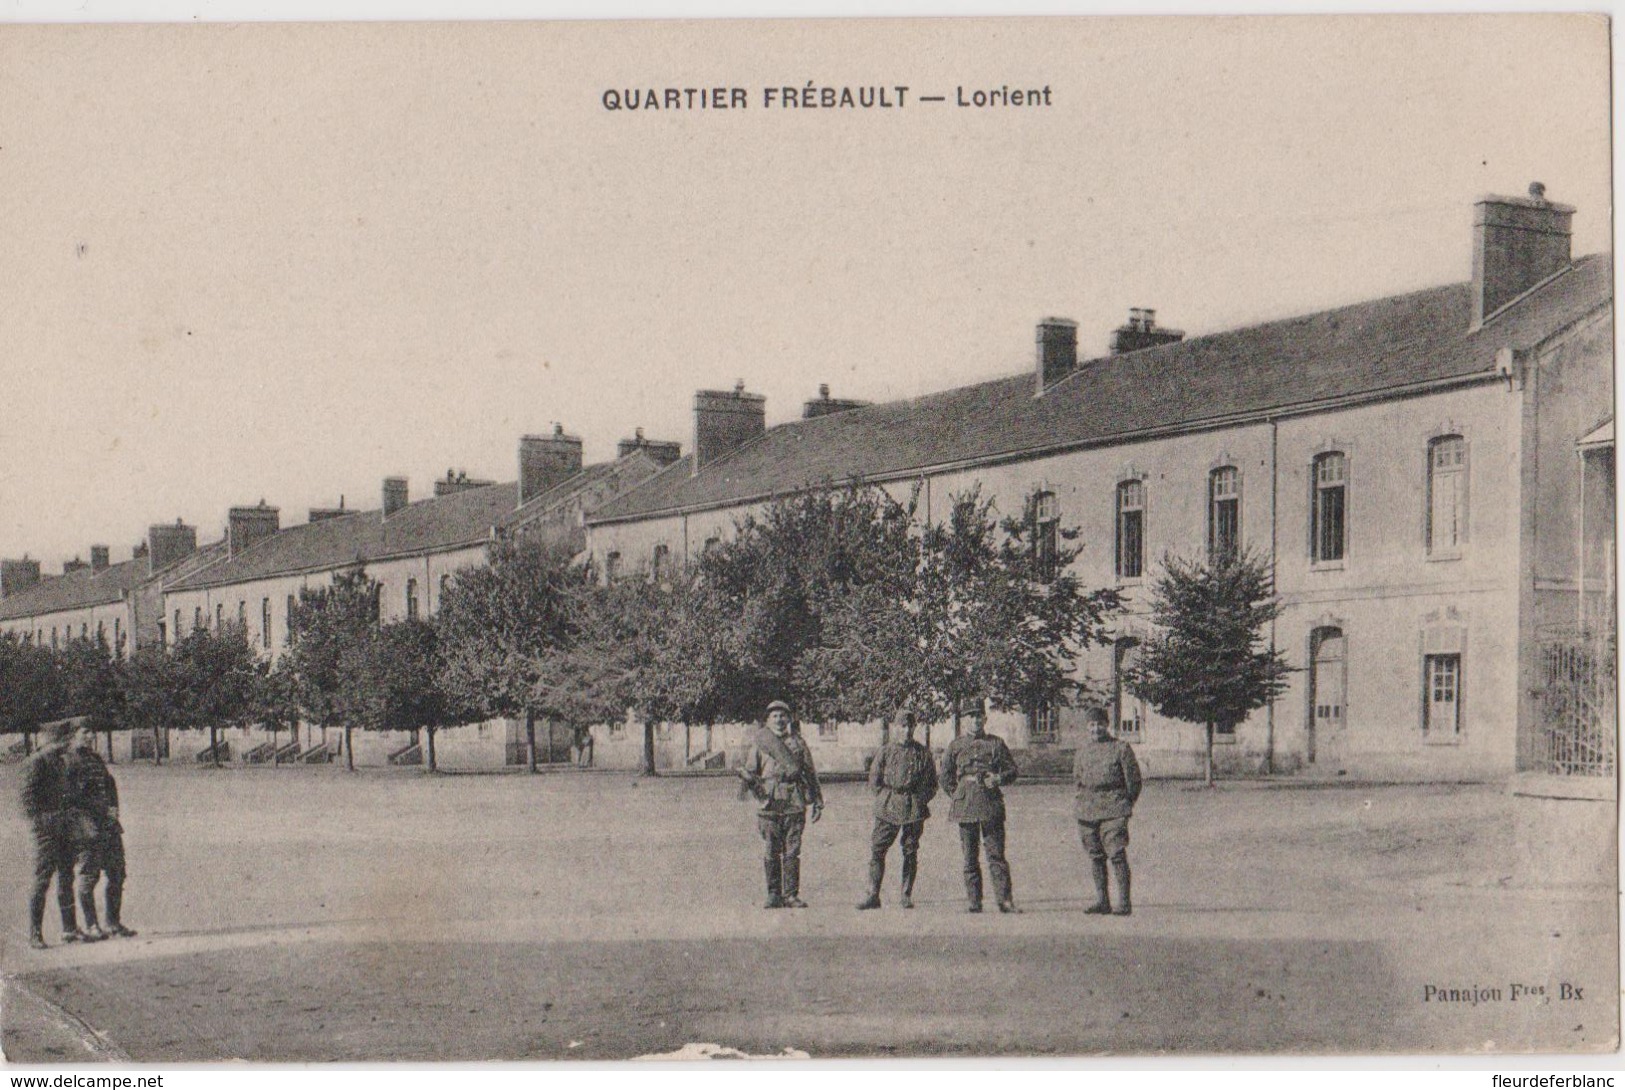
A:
[739,699,1143,915]
[22,718,137,949]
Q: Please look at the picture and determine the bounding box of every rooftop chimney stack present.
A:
[147,519,198,575]
[693,382,766,473]
[802,384,872,419]
[90,545,110,572]
[382,477,410,519]
[63,557,88,575]
[433,469,496,497]
[1,557,41,599]
[1036,317,1079,392]
[1472,183,1574,329]
[518,424,585,506]
[617,427,684,466]
[227,503,280,558]
[1110,307,1185,355]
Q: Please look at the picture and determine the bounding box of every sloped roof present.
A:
[167,453,660,591]
[591,254,1612,523]
[0,559,144,621]
[1578,418,1614,450]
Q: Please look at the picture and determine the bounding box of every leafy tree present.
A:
[256,655,304,764]
[122,643,180,764]
[359,618,471,772]
[0,633,65,753]
[283,567,380,771]
[58,634,127,758]
[1125,549,1293,785]
[170,624,263,767]
[436,540,579,773]
[918,486,1121,738]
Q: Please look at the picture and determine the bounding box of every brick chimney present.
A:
[63,557,88,575]
[519,425,585,506]
[1,557,41,598]
[1036,318,1079,391]
[148,519,198,575]
[1472,183,1574,328]
[693,382,766,474]
[803,383,872,419]
[617,427,683,466]
[227,503,280,558]
[1110,308,1185,355]
[434,469,496,497]
[382,477,409,519]
[89,545,110,572]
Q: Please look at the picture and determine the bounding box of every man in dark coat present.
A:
[940,701,1020,913]
[857,708,938,910]
[1073,706,1143,915]
[66,723,137,939]
[738,699,823,908]
[21,720,90,948]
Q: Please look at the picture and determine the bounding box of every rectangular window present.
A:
[817,722,839,740]
[157,621,167,649]
[216,603,224,630]
[406,579,419,621]
[175,610,182,640]
[262,598,273,648]
[286,595,297,644]
[605,552,621,583]
[1427,436,1467,554]
[652,544,669,583]
[1423,653,1462,739]
[1027,702,1059,745]
[237,601,247,629]
[1209,467,1240,562]
[1311,628,1346,728]
[1116,480,1145,579]
[194,607,203,631]
[1033,492,1060,582]
[1113,639,1145,741]
[112,618,120,649]
[1312,452,1347,563]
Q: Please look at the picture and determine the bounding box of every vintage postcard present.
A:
[0,12,1616,1065]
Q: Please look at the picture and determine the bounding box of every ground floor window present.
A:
[1423,653,1462,741]
[1310,626,1347,730]
[1026,703,1059,745]
[817,722,839,741]
[1112,638,1145,741]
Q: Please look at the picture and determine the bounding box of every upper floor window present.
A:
[286,595,297,644]
[262,598,273,648]
[1115,480,1145,580]
[1312,452,1347,563]
[97,621,105,643]
[237,601,247,628]
[1209,467,1240,562]
[156,621,165,649]
[406,579,420,621]
[1427,436,1467,555]
[439,574,451,603]
[1032,492,1060,582]
[193,606,203,631]
[651,544,670,583]
[215,603,224,630]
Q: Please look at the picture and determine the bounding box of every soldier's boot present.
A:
[764,859,784,909]
[58,902,86,943]
[964,870,983,913]
[781,860,807,908]
[28,930,48,950]
[899,855,917,909]
[1111,857,1132,916]
[76,882,101,935]
[1084,859,1112,914]
[106,887,136,937]
[857,856,883,909]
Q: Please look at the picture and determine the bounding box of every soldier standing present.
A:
[66,723,138,939]
[739,700,823,909]
[940,701,1020,913]
[857,708,938,910]
[1073,706,1142,915]
[21,720,89,949]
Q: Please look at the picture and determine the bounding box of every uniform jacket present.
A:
[941,732,1018,824]
[20,744,70,821]
[867,738,938,825]
[65,744,120,828]
[1072,734,1142,821]
[741,727,823,814]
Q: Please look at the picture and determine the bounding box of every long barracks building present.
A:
[582,187,1614,781]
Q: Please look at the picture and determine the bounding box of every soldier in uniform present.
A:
[66,722,137,939]
[1073,705,1142,915]
[738,699,823,908]
[21,720,90,949]
[857,708,938,910]
[940,701,1020,913]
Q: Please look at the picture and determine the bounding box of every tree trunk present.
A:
[426,726,438,773]
[106,727,114,762]
[952,705,961,740]
[640,720,658,777]
[344,722,355,771]
[1204,722,1215,787]
[153,724,163,766]
[23,728,33,755]
[525,711,538,774]
[211,724,222,767]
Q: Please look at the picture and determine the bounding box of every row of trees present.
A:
[1,484,1291,781]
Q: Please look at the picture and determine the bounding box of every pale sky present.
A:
[0,15,1612,569]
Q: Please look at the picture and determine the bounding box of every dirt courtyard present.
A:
[0,763,1616,1061]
